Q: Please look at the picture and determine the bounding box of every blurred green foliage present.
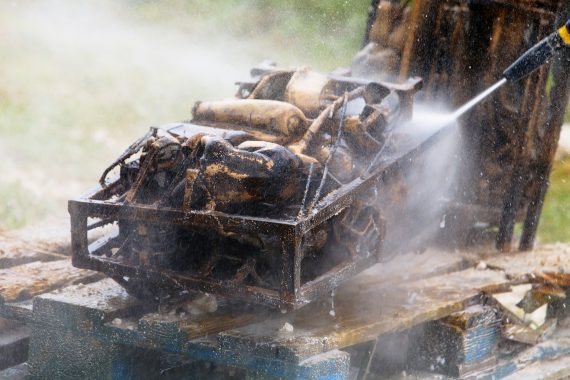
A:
[538,159,570,242]
[0,182,52,229]
[129,0,371,69]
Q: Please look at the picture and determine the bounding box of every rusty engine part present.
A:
[70,62,435,310]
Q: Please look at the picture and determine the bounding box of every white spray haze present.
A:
[0,0,257,225]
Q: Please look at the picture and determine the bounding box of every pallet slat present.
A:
[1,239,568,379]
[0,300,34,323]
[485,244,570,282]
[137,303,267,345]
[31,278,143,328]
[0,238,63,270]
[0,260,103,304]
[0,324,30,370]
[219,268,509,362]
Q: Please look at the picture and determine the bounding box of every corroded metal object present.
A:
[69,64,434,310]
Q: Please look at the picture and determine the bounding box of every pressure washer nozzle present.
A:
[503,19,570,82]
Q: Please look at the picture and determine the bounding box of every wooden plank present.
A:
[25,243,569,378]
[503,355,570,380]
[0,218,112,270]
[0,300,34,323]
[491,336,570,379]
[0,324,30,370]
[29,279,351,380]
[93,248,489,364]
[18,242,570,378]
[27,277,146,380]
[408,305,501,377]
[0,219,74,268]
[219,268,509,363]
[24,248,498,373]
[32,278,144,329]
[0,260,103,304]
[137,302,268,346]
[0,363,28,380]
[0,317,20,331]
[387,331,570,379]
[356,247,473,285]
[485,243,570,282]
[0,234,66,269]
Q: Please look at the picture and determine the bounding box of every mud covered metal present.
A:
[68,65,445,310]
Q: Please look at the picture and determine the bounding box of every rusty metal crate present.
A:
[70,123,451,310]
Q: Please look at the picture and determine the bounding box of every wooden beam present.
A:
[0,260,102,304]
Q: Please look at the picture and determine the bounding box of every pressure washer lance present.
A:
[366,21,570,174]
[450,19,570,120]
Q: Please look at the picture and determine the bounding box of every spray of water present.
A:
[0,0,258,227]
[379,80,509,254]
[450,78,507,120]
[398,78,507,139]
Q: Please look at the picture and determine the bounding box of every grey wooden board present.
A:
[32,278,144,329]
[27,279,147,380]
[0,259,103,304]
[218,268,508,363]
[12,241,570,378]
[386,329,570,379]
[0,300,34,324]
[0,363,28,380]
[0,236,63,269]
[355,247,473,284]
[0,325,30,370]
[485,243,570,282]
[77,249,497,363]
[0,226,83,372]
[45,248,474,357]
[20,250,506,376]
[502,356,570,380]
[491,334,570,379]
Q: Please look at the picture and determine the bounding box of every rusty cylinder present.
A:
[192,99,308,140]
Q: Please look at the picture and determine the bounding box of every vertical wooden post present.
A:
[520,8,570,250]
[399,1,440,80]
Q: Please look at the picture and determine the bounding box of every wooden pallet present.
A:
[0,226,104,371]
[2,226,570,379]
